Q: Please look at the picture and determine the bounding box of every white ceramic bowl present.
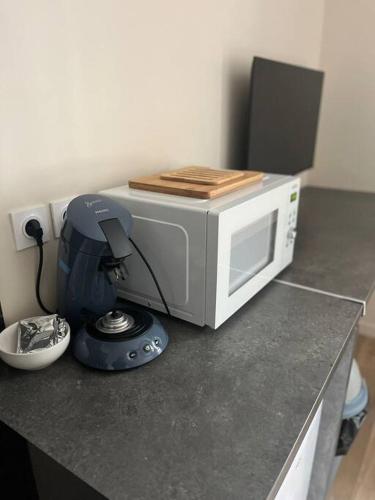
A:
[0,321,70,370]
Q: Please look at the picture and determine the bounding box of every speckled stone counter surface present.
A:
[280,187,375,301]
[0,283,362,500]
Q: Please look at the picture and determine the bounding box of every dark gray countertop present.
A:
[280,186,375,302]
[0,283,361,500]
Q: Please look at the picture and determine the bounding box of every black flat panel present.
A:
[99,218,132,260]
[29,444,106,500]
[247,57,324,175]
[0,302,5,332]
[0,422,38,499]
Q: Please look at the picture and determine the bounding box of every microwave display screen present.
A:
[290,192,298,202]
[229,210,278,296]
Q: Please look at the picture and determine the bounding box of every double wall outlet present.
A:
[10,195,78,251]
[9,206,52,251]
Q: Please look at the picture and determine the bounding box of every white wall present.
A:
[310,0,375,191]
[0,0,325,324]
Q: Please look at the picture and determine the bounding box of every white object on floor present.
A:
[343,359,368,420]
[346,359,362,403]
[0,321,70,370]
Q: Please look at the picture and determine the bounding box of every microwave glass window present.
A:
[229,210,278,295]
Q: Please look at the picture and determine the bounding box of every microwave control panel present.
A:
[284,182,300,253]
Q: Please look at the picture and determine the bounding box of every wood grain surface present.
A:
[160,166,245,185]
[129,167,264,199]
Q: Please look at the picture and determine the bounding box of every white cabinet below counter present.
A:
[275,401,323,500]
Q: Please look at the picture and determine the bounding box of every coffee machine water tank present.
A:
[57,194,133,331]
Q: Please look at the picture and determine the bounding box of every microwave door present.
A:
[206,185,289,329]
[228,210,278,296]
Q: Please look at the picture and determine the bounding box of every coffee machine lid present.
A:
[64,194,133,244]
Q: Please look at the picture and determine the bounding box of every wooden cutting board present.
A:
[129,166,264,199]
[160,166,244,185]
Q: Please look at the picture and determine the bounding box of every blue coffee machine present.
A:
[57,194,168,370]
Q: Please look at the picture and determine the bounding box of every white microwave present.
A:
[101,174,300,329]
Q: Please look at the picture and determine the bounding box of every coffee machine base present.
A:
[72,304,169,371]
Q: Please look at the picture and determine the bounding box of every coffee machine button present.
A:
[129,351,137,359]
[143,344,152,353]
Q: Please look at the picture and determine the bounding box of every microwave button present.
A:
[287,228,297,241]
[143,344,152,353]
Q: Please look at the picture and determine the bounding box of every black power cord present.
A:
[25,219,170,318]
[25,219,53,315]
[129,237,171,317]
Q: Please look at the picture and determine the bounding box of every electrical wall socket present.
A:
[50,196,77,238]
[9,206,51,251]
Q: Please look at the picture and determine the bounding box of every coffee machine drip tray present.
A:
[96,310,135,334]
[72,305,169,370]
[88,309,154,340]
